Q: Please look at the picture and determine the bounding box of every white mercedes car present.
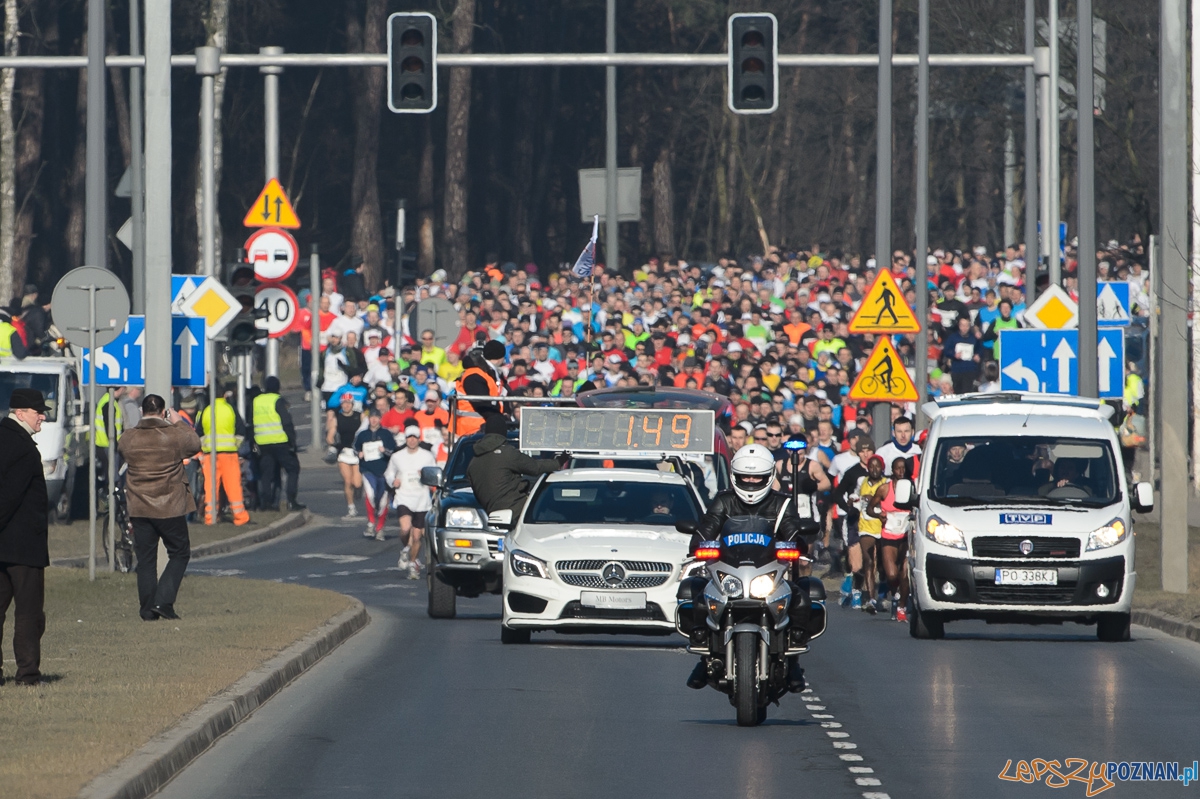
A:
[500,467,705,643]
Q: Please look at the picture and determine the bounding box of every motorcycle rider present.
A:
[684,444,820,692]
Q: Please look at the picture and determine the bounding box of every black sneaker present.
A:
[686,660,708,690]
[287,502,307,512]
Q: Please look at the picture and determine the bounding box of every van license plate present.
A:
[995,568,1057,586]
[580,591,646,609]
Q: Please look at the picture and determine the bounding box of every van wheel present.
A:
[1096,612,1131,642]
[501,625,531,644]
[909,597,945,640]
[426,570,457,619]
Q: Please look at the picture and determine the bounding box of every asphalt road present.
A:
[155,456,1200,799]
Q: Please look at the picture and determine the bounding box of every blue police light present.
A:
[783,439,807,452]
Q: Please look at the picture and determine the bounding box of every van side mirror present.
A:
[419,466,443,488]
[892,479,915,509]
[1132,481,1154,514]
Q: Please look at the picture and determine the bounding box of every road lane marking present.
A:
[298,553,369,564]
[804,682,889,799]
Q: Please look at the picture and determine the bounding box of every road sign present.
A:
[243,177,300,229]
[179,276,241,339]
[1022,284,1078,330]
[998,329,1124,399]
[82,316,145,386]
[1096,281,1131,326]
[848,270,920,334]
[51,267,131,349]
[848,337,919,402]
[171,316,207,386]
[244,227,299,282]
[255,284,299,338]
[410,297,459,349]
[171,274,207,315]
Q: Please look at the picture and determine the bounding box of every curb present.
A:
[52,509,312,569]
[77,600,370,799]
[1132,608,1200,644]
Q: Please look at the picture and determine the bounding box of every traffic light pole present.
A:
[263,46,283,383]
[872,0,893,445]
[604,0,618,275]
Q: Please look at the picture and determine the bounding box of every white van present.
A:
[0,357,85,521]
[904,392,1153,642]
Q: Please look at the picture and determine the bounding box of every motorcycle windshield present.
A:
[720,516,777,567]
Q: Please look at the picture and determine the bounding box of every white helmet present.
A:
[730,444,775,505]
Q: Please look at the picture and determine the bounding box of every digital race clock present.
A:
[518,408,715,455]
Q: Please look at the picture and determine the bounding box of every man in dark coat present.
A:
[466,415,560,522]
[0,388,50,685]
[117,394,203,620]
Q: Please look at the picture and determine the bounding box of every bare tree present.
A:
[0,0,18,302]
[652,149,674,255]
[442,0,475,277]
[417,120,436,276]
[347,0,386,289]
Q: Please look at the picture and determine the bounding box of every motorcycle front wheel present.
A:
[734,632,761,727]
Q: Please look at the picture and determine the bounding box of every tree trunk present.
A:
[417,120,436,276]
[652,149,674,256]
[194,0,228,270]
[348,0,386,289]
[63,31,88,272]
[12,0,48,293]
[442,0,475,277]
[106,1,130,166]
[0,0,18,303]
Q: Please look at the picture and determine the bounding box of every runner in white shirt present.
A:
[384,425,437,579]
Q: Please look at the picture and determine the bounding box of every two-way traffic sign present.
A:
[998,329,1124,399]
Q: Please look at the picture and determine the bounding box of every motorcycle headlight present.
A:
[1086,519,1127,552]
[510,549,548,579]
[679,560,709,580]
[720,574,743,598]
[749,573,777,599]
[924,516,967,550]
[445,507,484,529]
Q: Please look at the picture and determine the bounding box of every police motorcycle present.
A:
[675,441,827,727]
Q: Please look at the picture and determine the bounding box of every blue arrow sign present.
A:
[82,316,146,386]
[171,316,207,387]
[998,329,1124,399]
[1096,282,1131,327]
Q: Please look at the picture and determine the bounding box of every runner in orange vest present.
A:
[453,340,507,438]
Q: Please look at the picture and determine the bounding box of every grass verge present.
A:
[1132,522,1200,622]
[0,568,352,799]
[49,510,286,562]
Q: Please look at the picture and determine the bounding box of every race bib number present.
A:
[361,440,385,462]
[954,342,974,361]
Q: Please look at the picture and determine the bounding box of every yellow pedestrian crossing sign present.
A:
[849,336,919,402]
[243,178,301,229]
[849,270,921,334]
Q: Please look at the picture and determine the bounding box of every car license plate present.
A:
[994,568,1057,586]
[580,591,646,609]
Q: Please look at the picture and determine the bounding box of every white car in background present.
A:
[500,468,705,643]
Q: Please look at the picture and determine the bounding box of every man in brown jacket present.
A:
[117,394,203,621]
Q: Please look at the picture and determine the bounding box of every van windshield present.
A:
[0,372,59,423]
[929,436,1119,507]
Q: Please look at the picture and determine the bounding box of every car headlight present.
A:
[719,574,743,597]
[749,573,777,599]
[924,516,967,550]
[510,549,548,579]
[444,507,484,529]
[1086,519,1127,551]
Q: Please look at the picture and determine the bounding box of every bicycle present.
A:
[859,373,905,396]
[101,462,135,573]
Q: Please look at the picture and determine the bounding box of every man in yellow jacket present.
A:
[195,385,249,526]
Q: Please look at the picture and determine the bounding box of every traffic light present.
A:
[227,264,269,349]
[728,13,778,114]
[387,12,437,113]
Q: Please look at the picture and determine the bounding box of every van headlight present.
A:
[444,507,484,529]
[510,549,548,579]
[924,516,967,550]
[748,573,778,599]
[1085,519,1127,551]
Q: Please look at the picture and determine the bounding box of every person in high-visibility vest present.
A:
[196,386,250,526]
[0,308,28,360]
[94,388,126,488]
[250,376,305,513]
[452,340,507,439]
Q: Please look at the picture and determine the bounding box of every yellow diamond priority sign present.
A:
[848,337,920,402]
[849,269,921,334]
[179,276,241,339]
[1022,284,1078,330]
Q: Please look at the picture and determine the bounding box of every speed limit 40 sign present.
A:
[255,284,299,339]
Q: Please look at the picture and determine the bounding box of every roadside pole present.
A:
[84,0,106,273]
[106,387,115,570]
[1191,0,1200,493]
[199,46,221,528]
[1035,46,1051,288]
[872,0,893,445]
[87,289,97,581]
[913,0,929,426]
[262,46,283,380]
[129,0,145,313]
[1076,0,1097,397]
[142,0,172,400]
[1047,0,1060,286]
[1148,235,1159,488]
[309,245,321,450]
[604,0,618,273]
[1023,0,1039,281]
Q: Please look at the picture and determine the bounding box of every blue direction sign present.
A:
[998,329,1124,399]
[82,316,146,386]
[1096,281,1131,327]
[171,316,207,386]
